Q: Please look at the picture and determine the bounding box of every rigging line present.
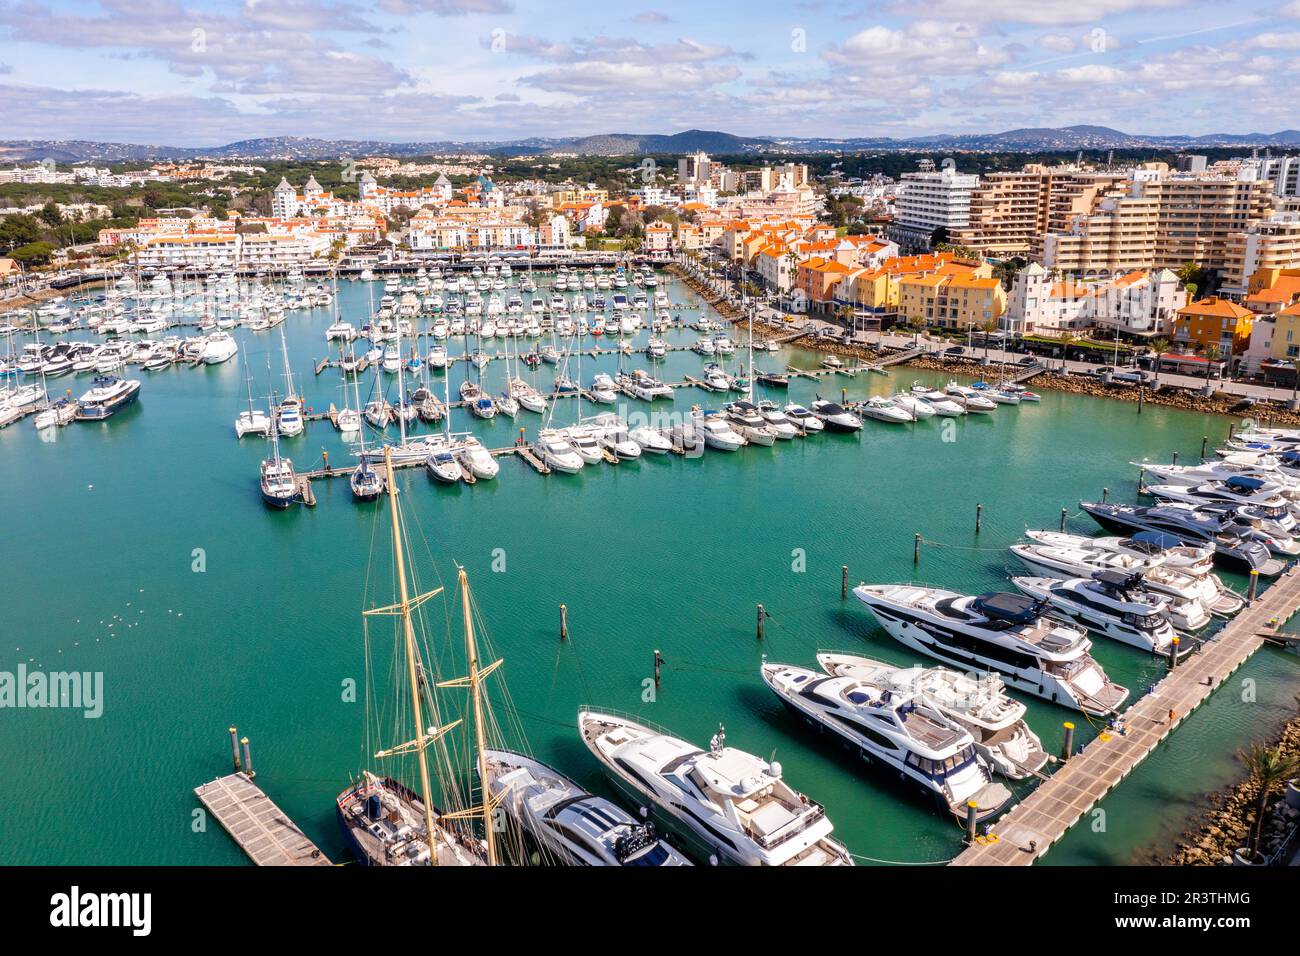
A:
[847,851,955,866]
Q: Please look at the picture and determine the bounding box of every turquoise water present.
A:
[2,273,1297,866]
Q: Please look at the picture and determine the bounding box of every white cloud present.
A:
[892,0,1189,26]
[1038,34,1076,52]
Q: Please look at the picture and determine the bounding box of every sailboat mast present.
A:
[458,567,497,866]
[384,449,441,863]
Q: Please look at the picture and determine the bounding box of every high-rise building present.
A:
[889,166,979,251]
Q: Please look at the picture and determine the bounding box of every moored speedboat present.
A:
[810,399,862,432]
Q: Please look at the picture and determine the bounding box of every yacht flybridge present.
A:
[816,654,1047,780]
[483,750,691,867]
[1010,572,1182,655]
[578,711,853,866]
[853,584,1129,717]
[762,661,1013,821]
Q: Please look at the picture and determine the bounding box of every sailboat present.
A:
[336,458,511,865]
[274,326,304,437]
[234,347,271,438]
[335,451,482,865]
[349,357,384,502]
[259,399,298,509]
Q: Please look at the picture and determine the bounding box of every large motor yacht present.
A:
[578,710,852,866]
[761,662,1013,821]
[482,750,691,867]
[816,653,1047,780]
[853,584,1129,717]
[1010,572,1181,655]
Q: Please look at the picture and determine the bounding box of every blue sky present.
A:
[0,0,1298,144]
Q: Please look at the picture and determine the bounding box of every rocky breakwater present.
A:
[1162,715,1300,865]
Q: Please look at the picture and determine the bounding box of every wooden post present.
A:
[1138,386,1144,413]
[653,649,662,688]
[229,726,241,772]
[1228,422,1236,441]
[965,801,978,844]
[1201,435,1208,461]
[756,604,764,641]
[1060,507,1068,532]
[240,737,254,779]
[1061,722,1074,761]
[913,533,921,564]
[1248,569,1259,604]
[322,449,330,472]
[1138,467,1146,495]
[1169,636,1180,668]
[840,387,847,405]
[841,565,848,600]
[559,604,568,641]
[1102,487,1109,504]
[1172,451,1179,466]
[975,504,982,534]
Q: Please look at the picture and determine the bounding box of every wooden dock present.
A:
[951,564,1300,866]
[194,772,331,866]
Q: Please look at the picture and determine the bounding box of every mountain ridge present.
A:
[2,126,1299,163]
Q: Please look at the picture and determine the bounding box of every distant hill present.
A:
[3,126,1300,163]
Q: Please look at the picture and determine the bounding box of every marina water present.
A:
[3,272,1298,865]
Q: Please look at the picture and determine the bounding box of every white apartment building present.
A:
[889,167,979,250]
[1006,263,1185,336]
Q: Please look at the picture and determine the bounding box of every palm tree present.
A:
[1238,743,1300,862]
[1149,336,1169,386]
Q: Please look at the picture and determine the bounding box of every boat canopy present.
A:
[1224,476,1267,493]
[973,592,1042,625]
[1092,568,1142,589]
[1130,530,1184,550]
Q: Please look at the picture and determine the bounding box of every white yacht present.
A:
[762,662,1012,821]
[1011,573,1181,654]
[559,425,603,464]
[74,376,141,420]
[754,401,798,438]
[1010,539,1228,626]
[483,750,690,866]
[853,584,1129,717]
[891,393,937,419]
[454,435,498,479]
[910,383,964,416]
[200,331,239,365]
[810,399,862,432]
[425,438,462,483]
[817,654,1048,780]
[723,401,777,445]
[857,395,912,424]
[693,411,746,451]
[783,403,823,433]
[578,711,852,866]
[629,425,673,454]
[1024,529,1218,577]
[534,429,585,473]
[945,382,997,413]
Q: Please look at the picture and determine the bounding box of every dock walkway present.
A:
[194,772,331,866]
[951,564,1300,865]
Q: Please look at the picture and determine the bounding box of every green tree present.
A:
[0,213,42,251]
[1237,743,1300,862]
[1148,336,1169,386]
[38,201,63,227]
[10,241,56,264]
